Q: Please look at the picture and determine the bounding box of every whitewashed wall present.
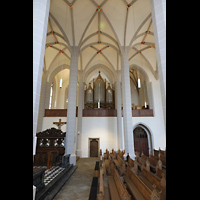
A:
[42,117,67,132]
[81,117,118,157]
[41,74,166,157]
[41,115,165,157]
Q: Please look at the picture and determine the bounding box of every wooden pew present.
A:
[154,148,166,159]
[141,154,158,172]
[110,149,117,159]
[117,149,125,159]
[139,167,166,200]
[97,167,105,200]
[127,156,135,168]
[123,166,160,200]
[106,156,114,175]
[156,167,166,180]
[113,155,126,176]
[150,154,166,169]
[103,149,109,159]
[136,156,146,169]
[108,167,131,200]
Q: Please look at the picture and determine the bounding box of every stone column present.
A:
[36,74,50,133]
[115,71,124,150]
[76,71,84,157]
[33,0,50,155]
[150,0,166,129]
[65,46,79,165]
[147,82,154,110]
[121,47,135,159]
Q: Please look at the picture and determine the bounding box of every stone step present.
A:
[36,164,78,200]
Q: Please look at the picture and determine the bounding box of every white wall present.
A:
[41,74,166,156]
[81,117,118,157]
[41,114,165,157]
[42,117,67,132]
[131,117,166,151]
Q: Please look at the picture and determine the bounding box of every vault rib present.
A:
[49,12,71,52]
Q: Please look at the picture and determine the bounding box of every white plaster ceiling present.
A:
[44,0,157,85]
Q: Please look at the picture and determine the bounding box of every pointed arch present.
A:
[132,123,153,155]
[83,64,116,84]
[47,64,70,83]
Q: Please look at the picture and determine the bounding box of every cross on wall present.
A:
[53,119,67,130]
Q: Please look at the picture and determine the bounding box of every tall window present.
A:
[49,83,53,109]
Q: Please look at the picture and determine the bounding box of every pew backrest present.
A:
[117,155,124,166]
[127,166,152,200]
[156,167,166,180]
[150,155,166,166]
[141,168,162,191]
[113,168,131,200]
[127,156,134,168]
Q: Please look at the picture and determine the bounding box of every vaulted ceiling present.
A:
[44,0,157,85]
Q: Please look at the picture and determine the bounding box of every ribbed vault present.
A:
[44,0,158,85]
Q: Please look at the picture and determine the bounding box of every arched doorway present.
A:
[133,126,149,157]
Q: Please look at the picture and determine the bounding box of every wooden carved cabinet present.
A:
[33,128,66,168]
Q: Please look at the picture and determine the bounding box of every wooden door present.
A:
[133,127,149,157]
[90,139,98,157]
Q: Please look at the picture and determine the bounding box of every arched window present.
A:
[49,83,53,109]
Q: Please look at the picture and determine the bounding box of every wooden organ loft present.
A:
[44,71,153,117]
[84,71,115,110]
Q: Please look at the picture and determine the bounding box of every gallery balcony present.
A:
[44,108,153,117]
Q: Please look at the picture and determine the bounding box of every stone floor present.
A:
[53,157,100,200]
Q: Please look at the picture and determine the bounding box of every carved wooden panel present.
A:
[34,128,66,167]
[36,128,66,155]
[37,127,66,138]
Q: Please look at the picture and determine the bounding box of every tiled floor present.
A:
[53,157,99,200]
[44,166,65,186]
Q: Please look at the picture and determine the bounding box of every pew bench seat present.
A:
[138,174,160,193]
[123,175,145,200]
[108,176,120,200]
[113,159,121,168]
[105,159,109,168]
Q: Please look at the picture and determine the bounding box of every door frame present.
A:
[88,138,100,157]
[133,123,153,156]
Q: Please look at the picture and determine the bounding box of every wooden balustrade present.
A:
[44,109,153,117]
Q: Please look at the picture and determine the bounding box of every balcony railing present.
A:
[44,109,153,117]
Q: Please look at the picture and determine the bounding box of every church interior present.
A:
[33,0,166,199]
